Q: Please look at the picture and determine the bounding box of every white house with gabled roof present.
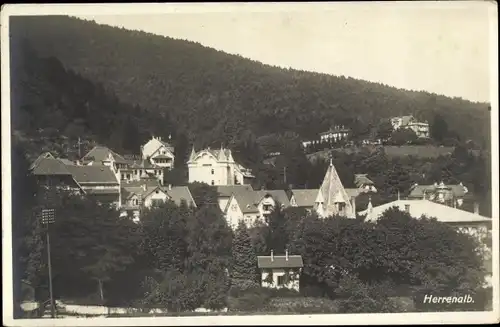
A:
[141,136,175,169]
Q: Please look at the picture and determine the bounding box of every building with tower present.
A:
[187,146,254,186]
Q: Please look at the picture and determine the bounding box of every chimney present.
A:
[285,249,289,261]
[168,184,172,190]
[142,184,147,192]
[271,250,274,262]
[474,202,480,215]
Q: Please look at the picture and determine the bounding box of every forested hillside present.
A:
[10,15,491,151]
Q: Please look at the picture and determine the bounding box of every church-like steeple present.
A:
[188,146,196,162]
[318,157,353,218]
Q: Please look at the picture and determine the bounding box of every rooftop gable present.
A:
[167,186,197,208]
[254,190,291,207]
[65,165,119,184]
[31,157,72,176]
[82,145,126,163]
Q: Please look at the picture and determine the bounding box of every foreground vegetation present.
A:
[12,147,491,317]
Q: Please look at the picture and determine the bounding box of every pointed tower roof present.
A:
[226,148,235,163]
[217,144,227,162]
[319,159,353,218]
[188,146,197,162]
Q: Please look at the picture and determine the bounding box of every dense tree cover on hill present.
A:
[10,15,491,152]
[9,17,491,216]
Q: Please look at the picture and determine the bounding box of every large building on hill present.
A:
[140,136,175,169]
[187,146,254,186]
[407,181,471,208]
[390,115,430,138]
[302,125,351,150]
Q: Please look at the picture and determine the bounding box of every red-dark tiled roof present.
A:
[31,158,72,176]
[65,165,119,184]
[257,255,304,269]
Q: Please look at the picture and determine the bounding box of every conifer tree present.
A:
[231,221,257,281]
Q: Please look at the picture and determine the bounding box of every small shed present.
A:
[257,250,303,291]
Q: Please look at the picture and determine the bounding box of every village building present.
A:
[258,250,303,291]
[140,136,175,170]
[30,153,81,191]
[187,146,254,186]
[354,174,377,193]
[220,187,292,230]
[289,189,319,211]
[288,162,360,218]
[65,165,120,207]
[315,159,357,218]
[80,145,164,185]
[215,185,254,213]
[301,125,351,150]
[407,181,471,208]
[120,179,196,222]
[29,152,120,206]
[390,115,429,138]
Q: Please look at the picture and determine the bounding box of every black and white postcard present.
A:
[2,2,498,326]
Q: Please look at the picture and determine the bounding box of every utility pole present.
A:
[283,166,287,185]
[78,137,82,158]
[40,178,56,318]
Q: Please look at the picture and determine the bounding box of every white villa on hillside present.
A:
[187,146,254,186]
[141,136,175,170]
[390,115,430,138]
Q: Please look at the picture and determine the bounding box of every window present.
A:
[405,204,410,212]
[151,199,163,207]
[211,180,215,185]
[211,169,214,175]
[263,204,273,211]
[277,275,286,286]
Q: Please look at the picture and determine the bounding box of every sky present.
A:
[72,2,496,103]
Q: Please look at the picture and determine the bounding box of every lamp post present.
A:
[40,208,56,318]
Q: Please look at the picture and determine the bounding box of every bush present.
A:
[264,287,302,298]
[335,275,402,313]
[227,281,270,312]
